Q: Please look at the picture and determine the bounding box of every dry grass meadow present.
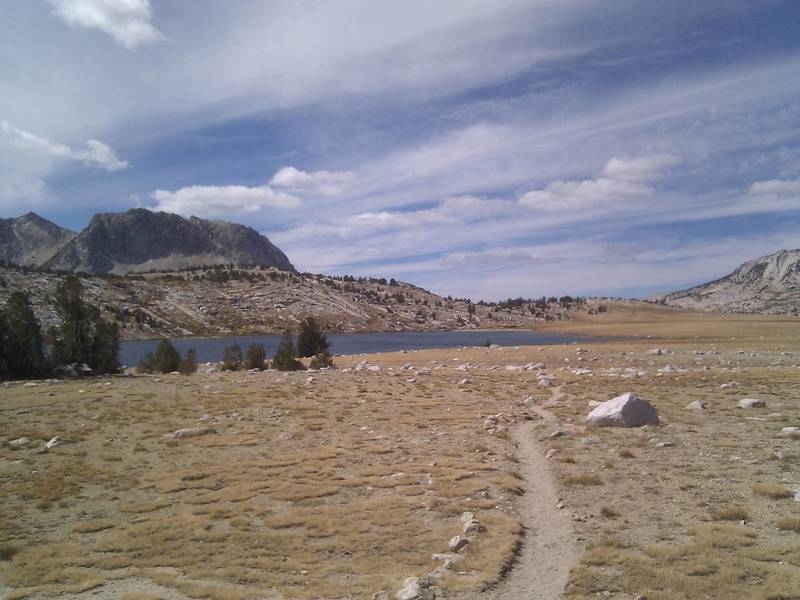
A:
[2,304,800,599]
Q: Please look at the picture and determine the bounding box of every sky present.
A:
[2,0,800,301]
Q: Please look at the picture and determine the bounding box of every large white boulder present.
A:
[586,392,659,428]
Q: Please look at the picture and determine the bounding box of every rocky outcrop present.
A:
[43,208,294,274]
[0,212,76,267]
[586,392,659,427]
[651,249,800,315]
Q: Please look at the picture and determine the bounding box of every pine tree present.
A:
[222,344,243,371]
[52,275,94,366]
[244,343,266,370]
[90,319,120,374]
[0,291,46,378]
[296,317,329,358]
[152,340,181,373]
[179,349,198,374]
[272,330,299,371]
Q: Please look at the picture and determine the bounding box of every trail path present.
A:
[459,386,579,600]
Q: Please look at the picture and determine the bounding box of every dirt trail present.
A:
[459,386,578,600]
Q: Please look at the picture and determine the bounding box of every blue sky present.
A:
[2,0,800,300]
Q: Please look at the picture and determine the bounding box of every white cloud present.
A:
[602,155,682,182]
[47,0,163,49]
[150,184,301,218]
[0,120,128,171]
[747,179,800,196]
[269,166,355,196]
[520,155,680,213]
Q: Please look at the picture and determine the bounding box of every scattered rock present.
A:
[549,430,566,439]
[462,519,483,535]
[738,398,766,410]
[780,426,800,437]
[586,392,659,428]
[684,400,707,411]
[44,436,63,450]
[448,535,471,553]
[173,427,217,439]
[8,437,31,448]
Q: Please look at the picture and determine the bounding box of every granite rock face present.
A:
[0,212,76,267]
[42,208,294,274]
[651,249,800,315]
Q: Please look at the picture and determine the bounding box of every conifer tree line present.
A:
[0,275,120,379]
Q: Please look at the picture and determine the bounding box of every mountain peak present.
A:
[0,213,76,267]
[42,209,294,274]
[653,248,800,315]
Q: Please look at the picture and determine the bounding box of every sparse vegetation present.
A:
[272,329,303,371]
[244,343,266,370]
[222,343,243,371]
[564,473,603,486]
[297,316,330,357]
[752,483,793,499]
[777,517,800,532]
[711,505,748,521]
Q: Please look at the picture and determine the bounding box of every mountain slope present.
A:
[652,249,800,315]
[0,212,76,267]
[44,208,294,274]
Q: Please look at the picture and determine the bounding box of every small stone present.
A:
[462,519,483,534]
[684,400,707,411]
[448,535,471,553]
[738,398,766,410]
[173,427,217,439]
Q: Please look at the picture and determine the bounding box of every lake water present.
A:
[120,329,599,366]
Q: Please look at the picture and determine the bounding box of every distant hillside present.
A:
[42,208,294,274]
[651,249,800,315]
[0,212,76,267]
[0,264,563,340]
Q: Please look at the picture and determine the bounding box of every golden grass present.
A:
[564,473,603,486]
[3,312,800,599]
[752,484,793,499]
[710,506,749,522]
[776,517,800,532]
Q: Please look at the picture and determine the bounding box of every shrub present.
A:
[272,330,303,371]
[179,349,198,375]
[711,506,748,521]
[296,317,330,358]
[244,343,266,370]
[152,340,181,373]
[222,344,243,371]
[309,349,334,369]
[752,484,793,499]
[564,473,603,486]
[777,517,800,532]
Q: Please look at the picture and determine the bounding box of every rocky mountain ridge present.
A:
[651,249,800,315]
[44,209,295,274]
[0,209,294,274]
[0,212,76,267]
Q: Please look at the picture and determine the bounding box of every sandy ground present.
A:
[3,307,800,599]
